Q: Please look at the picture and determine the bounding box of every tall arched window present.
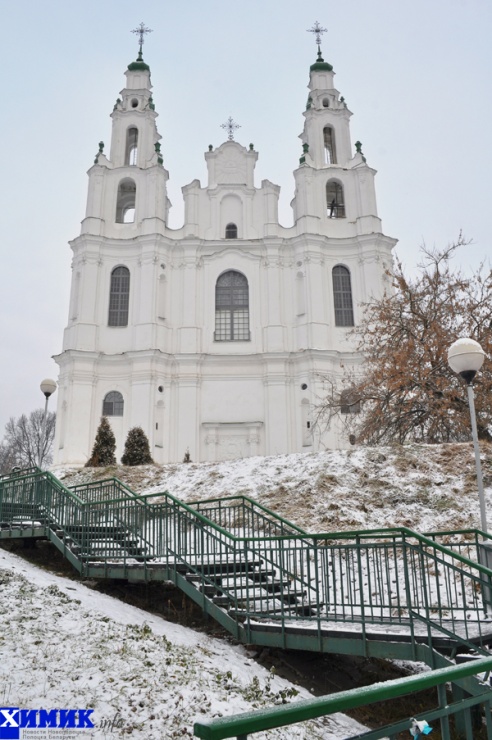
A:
[323,126,337,164]
[326,180,345,218]
[214,270,250,341]
[108,266,130,326]
[225,223,238,239]
[332,265,354,327]
[126,127,138,166]
[103,391,124,416]
[115,178,136,223]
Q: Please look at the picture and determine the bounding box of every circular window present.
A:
[131,99,139,109]
[301,383,308,390]
[158,385,164,393]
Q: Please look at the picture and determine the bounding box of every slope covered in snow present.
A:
[0,547,368,739]
[59,442,492,535]
[3,443,491,739]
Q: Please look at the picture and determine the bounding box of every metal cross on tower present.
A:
[131,22,153,55]
[221,117,241,141]
[307,20,327,52]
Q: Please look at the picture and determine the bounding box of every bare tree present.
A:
[1,409,56,473]
[318,237,492,444]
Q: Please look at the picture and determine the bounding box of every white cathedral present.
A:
[52,29,396,467]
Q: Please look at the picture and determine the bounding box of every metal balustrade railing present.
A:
[4,470,492,738]
[0,468,85,529]
[193,655,492,740]
[3,471,492,656]
[189,494,308,538]
[69,477,138,504]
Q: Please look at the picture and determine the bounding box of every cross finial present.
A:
[131,22,153,57]
[220,117,241,141]
[307,20,327,57]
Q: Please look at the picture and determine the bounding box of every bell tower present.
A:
[53,27,171,466]
[292,23,382,239]
[82,25,169,240]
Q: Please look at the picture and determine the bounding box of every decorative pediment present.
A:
[205,141,258,189]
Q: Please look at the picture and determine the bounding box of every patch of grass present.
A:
[316,473,339,491]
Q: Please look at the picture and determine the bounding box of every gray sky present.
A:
[1,0,490,436]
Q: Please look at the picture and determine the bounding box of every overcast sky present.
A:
[0,0,490,437]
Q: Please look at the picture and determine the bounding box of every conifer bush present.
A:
[85,416,116,467]
[121,427,154,466]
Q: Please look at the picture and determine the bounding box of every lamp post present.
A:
[447,338,487,535]
[38,378,57,468]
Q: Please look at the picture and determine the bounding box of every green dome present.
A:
[128,60,150,72]
[128,51,150,72]
[310,51,333,72]
[310,60,333,72]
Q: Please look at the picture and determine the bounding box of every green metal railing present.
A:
[69,477,139,504]
[190,494,308,538]
[4,469,492,736]
[193,655,492,740]
[3,470,492,659]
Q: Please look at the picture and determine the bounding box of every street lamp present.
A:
[38,378,57,468]
[447,338,487,534]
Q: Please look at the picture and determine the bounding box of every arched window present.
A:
[323,126,337,164]
[225,223,238,239]
[340,388,361,414]
[214,270,250,341]
[103,391,124,417]
[115,178,136,223]
[332,265,354,327]
[108,266,130,326]
[326,180,345,218]
[126,127,138,166]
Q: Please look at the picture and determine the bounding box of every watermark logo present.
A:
[0,708,94,739]
[0,709,19,740]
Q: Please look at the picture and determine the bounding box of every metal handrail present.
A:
[193,656,492,740]
[3,470,492,653]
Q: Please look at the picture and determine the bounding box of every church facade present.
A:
[52,37,396,466]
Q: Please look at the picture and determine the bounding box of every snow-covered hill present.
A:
[59,442,492,534]
[3,443,491,739]
[0,548,366,739]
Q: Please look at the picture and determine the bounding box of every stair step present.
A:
[218,585,306,600]
[199,560,263,575]
[214,590,306,607]
[212,574,278,589]
[175,558,263,575]
[229,601,322,618]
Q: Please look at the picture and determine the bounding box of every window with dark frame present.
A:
[214,270,250,341]
[225,223,238,239]
[102,391,124,416]
[333,265,354,327]
[108,266,130,326]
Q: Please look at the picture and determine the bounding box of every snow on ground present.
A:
[3,442,490,738]
[59,442,492,534]
[0,548,367,739]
